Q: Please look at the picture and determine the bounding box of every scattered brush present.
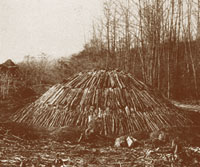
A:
[50,126,83,142]
[0,121,49,140]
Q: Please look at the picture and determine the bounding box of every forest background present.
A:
[16,0,200,100]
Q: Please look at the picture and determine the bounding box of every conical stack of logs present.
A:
[12,70,193,136]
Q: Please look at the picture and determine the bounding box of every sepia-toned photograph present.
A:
[0,0,200,166]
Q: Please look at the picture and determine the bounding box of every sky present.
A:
[0,0,103,63]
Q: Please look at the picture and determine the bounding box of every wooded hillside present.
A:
[17,0,200,101]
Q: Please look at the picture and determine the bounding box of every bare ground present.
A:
[0,134,200,167]
[0,99,200,167]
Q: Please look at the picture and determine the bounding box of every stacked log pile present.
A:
[12,70,193,136]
